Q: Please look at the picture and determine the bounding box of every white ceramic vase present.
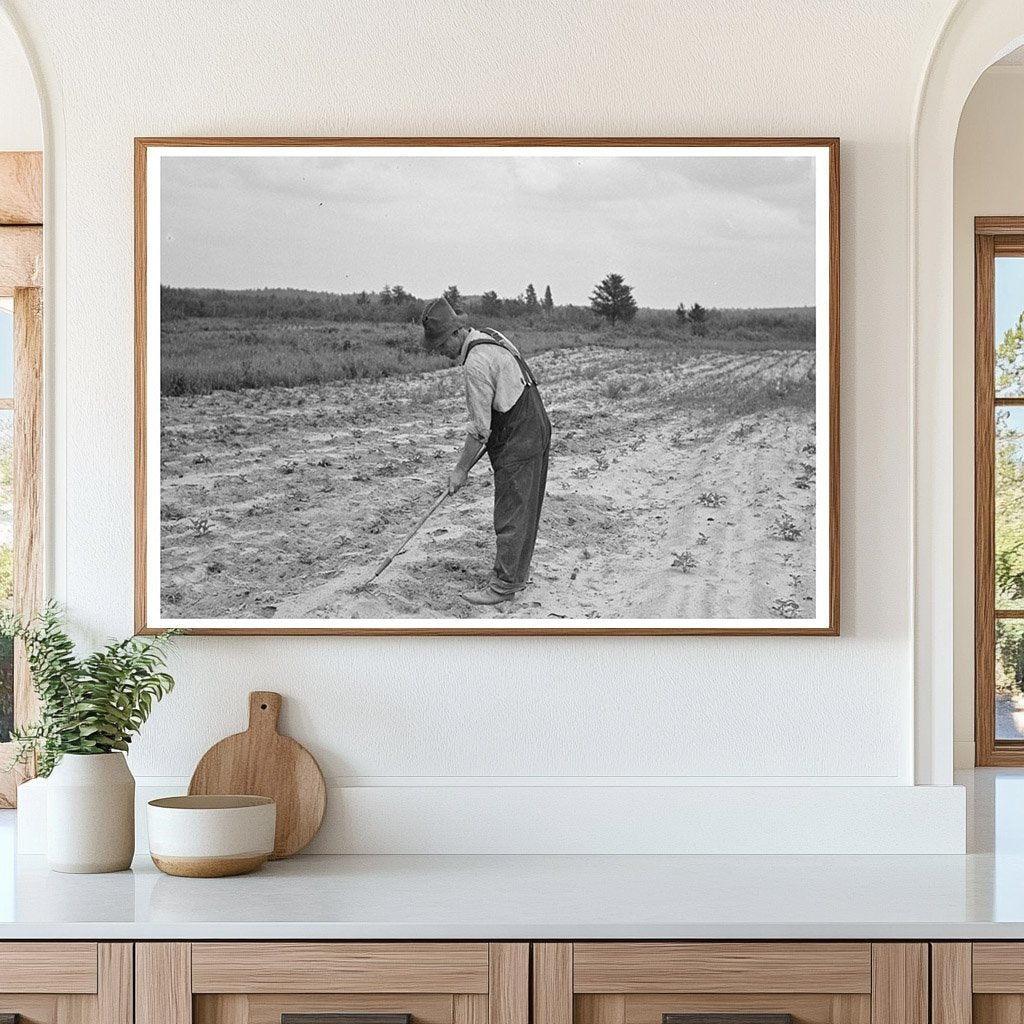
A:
[46,752,135,873]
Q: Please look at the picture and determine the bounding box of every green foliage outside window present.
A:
[996,312,1024,695]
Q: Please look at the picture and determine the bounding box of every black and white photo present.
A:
[135,139,838,634]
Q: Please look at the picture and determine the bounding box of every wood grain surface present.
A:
[240,994,451,1024]
[869,945,927,1024]
[0,943,97,993]
[573,943,871,994]
[534,944,573,1024]
[930,944,971,1024]
[453,995,487,1024]
[972,943,1024,992]
[0,153,41,225]
[488,944,529,1024]
[0,225,41,295]
[136,943,192,1024]
[98,945,133,1024]
[624,995,867,1024]
[191,942,489,994]
[188,691,326,858]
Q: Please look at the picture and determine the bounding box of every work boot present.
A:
[461,587,515,606]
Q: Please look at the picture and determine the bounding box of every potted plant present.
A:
[2,603,178,873]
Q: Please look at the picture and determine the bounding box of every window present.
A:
[0,303,12,745]
[0,152,42,806]
[0,289,41,806]
[975,219,1024,764]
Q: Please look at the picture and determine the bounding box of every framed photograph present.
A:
[135,137,839,636]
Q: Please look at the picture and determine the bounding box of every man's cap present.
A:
[421,296,465,349]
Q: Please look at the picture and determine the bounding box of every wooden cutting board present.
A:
[188,691,327,859]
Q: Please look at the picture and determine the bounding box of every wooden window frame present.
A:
[975,216,1024,765]
[0,151,43,807]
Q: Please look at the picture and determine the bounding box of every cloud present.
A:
[159,149,819,308]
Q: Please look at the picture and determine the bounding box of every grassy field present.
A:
[160,306,816,397]
[158,295,819,621]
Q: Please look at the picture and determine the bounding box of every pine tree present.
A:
[688,302,708,337]
[525,283,539,311]
[480,290,502,317]
[590,273,637,325]
[675,302,689,324]
[443,284,462,311]
[543,285,554,312]
[379,285,393,306]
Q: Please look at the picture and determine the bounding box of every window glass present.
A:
[0,401,10,742]
[997,620,1024,740]
[995,255,1024,743]
[0,306,12,399]
[997,257,1024,396]
[997,407,1024,610]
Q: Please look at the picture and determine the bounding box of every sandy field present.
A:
[159,344,817,621]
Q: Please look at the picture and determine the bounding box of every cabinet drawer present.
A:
[572,944,872,994]
[534,944,926,1024]
[0,943,130,1024]
[191,944,491,994]
[139,943,528,1024]
[973,943,1024,992]
[0,942,99,994]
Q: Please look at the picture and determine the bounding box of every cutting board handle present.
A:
[248,691,282,734]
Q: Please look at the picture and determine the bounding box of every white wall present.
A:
[2,0,972,851]
[952,66,1024,767]
[0,12,39,151]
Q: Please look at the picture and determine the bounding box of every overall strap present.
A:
[470,328,538,387]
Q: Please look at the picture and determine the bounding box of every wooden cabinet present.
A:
[136,944,528,1024]
[0,937,969,1024]
[0,943,132,1024]
[532,944,928,1024]
[932,943,1024,1024]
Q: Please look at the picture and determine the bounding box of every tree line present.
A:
[161,283,564,324]
[160,275,791,342]
[442,282,554,318]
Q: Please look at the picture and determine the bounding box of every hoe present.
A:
[355,442,488,590]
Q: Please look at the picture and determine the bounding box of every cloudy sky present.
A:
[159,149,818,310]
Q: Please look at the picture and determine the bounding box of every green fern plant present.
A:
[0,603,179,777]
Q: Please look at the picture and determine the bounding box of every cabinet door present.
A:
[137,943,528,1024]
[0,943,131,1024]
[534,944,927,1024]
[939,943,1024,1024]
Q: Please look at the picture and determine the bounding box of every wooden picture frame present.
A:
[135,137,840,636]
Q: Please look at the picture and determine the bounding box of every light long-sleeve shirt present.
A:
[459,328,527,443]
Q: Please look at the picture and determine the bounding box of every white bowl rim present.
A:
[148,795,275,810]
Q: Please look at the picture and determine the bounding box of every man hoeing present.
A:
[421,296,552,606]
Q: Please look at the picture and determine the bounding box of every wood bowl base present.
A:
[151,853,269,878]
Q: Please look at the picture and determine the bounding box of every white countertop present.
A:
[0,849,1023,940]
[2,769,1022,941]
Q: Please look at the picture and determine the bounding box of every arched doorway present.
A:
[914,1,1024,785]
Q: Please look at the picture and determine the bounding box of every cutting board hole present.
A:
[260,703,268,710]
